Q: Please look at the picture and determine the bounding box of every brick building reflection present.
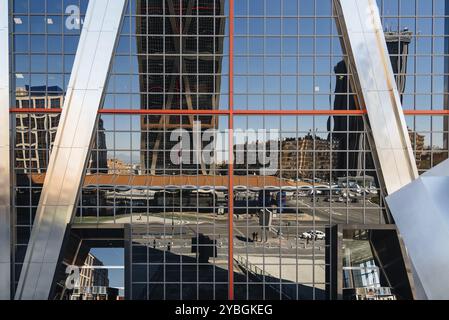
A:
[15,85,107,175]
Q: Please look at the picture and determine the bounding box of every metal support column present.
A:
[334,0,419,195]
[0,0,11,301]
[15,0,126,300]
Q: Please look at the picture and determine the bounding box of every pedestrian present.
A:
[255,232,259,242]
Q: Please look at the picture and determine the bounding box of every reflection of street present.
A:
[76,193,383,225]
[136,246,290,300]
[74,187,383,299]
[76,192,383,228]
[236,255,326,299]
[286,197,385,225]
[131,237,326,299]
[129,213,329,300]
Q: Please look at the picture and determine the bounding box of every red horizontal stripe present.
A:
[403,110,449,115]
[98,109,229,115]
[10,108,449,116]
[97,109,368,115]
[233,109,367,115]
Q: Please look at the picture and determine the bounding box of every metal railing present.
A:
[234,255,293,300]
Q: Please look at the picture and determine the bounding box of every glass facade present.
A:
[6,0,449,300]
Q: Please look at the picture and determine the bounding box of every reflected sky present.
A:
[10,0,449,110]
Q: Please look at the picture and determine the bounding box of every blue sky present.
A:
[90,248,124,293]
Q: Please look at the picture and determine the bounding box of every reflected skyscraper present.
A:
[137,0,226,175]
[68,253,119,301]
[331,30,413,176]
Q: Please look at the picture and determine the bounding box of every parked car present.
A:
[325,196,349,203]
[301,230,325,240]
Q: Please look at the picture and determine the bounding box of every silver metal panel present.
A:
[15,0,126,300]
[387,159,449,299]
[422,159,449,177]
[336,0,423,299]
[0,0,10,300]
[334,0,419,195]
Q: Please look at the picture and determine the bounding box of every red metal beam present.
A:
[10,108,449,116]
[98,109,368,115]
[98,109,230,115]
[403,110,449,115]
[233,109,367,115]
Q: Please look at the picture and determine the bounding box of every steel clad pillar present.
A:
[15,0,126,300]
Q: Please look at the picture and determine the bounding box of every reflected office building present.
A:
[2,0,449,301]
[137,0,226,174]
[331,29,414,177]
[68,253,120,301]
[14,85,63,173]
